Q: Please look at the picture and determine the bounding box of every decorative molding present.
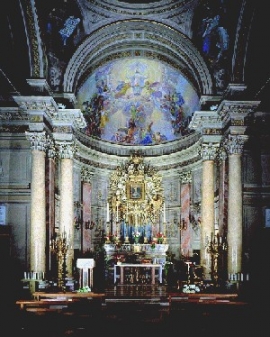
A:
[81,166,94,183]
[108,152,164,225]
[64,19,212,95]
[12,96,86,130]
[56,142,76,159]
[199,142,220,161]
[217,100,261,120]
[223,135,248,156]
[179,171,192,183]
[80,0,198,37]
[25,131,48,152]
[46,137,56,159]
[189,110,223,131]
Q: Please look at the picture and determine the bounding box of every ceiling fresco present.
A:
[77,58,200,145]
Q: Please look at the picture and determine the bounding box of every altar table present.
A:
[114,263,163,284]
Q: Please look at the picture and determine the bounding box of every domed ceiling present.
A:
[77,58,200,145]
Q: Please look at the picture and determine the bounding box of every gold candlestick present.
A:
[50,232,70,292]
[207,233,227,285]
[106,221,111,243]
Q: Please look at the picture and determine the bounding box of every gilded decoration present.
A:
[108,152,164,229]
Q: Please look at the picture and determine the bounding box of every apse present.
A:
[77,58,200,145]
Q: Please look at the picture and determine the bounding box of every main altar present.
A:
[103,153,170,284]
[104,243,169,285]
[105,152,167,244]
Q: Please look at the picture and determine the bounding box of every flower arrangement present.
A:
[133,230,140,238]
[156,232,165,243]
[107,234,119,243]
[133,230,141,243]
[150,241,156,249]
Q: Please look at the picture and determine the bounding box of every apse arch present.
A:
[63,19,213,96]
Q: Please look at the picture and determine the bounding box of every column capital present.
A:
[25,131,48,151]
[224,134,248,155]
[57,142,76,159]
[47,137,56,159]
[217,147,228,163]
[81,166,94,183]
[199,142,220,161]
[179,170,192,184]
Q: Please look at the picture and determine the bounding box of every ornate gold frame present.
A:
[127,183,145,201]
[108,152,164,225]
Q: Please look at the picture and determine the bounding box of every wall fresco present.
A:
[77,58,200,145]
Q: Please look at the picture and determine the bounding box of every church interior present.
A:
[0,0,270,336]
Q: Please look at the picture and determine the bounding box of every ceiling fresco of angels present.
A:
[77,58,200,145]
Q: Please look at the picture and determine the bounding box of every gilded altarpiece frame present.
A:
[107,152,164,231]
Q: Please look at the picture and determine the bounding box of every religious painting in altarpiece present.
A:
[108,152,164,226]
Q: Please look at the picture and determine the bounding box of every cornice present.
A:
[217,100,261,120]
[189,100,261,137]
[85,0,194,13]
[74,129,201,157]
[74,133,202,173]
[12,95,86,131]
[189,110,223,131]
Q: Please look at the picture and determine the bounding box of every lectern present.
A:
[76,258,95,289]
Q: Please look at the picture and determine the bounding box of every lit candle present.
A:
[106,202,109,222]
[163,202,166,222]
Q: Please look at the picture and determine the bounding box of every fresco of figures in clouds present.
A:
[77,58,200,145]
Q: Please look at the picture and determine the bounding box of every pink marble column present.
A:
[82,181,92,253]
[58,143,75,277]
[200,143,219,280]
[180,181,191,257]
[80,167,94,253]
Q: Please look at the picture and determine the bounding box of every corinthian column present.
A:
[46,139,56,272]
[57,142,75,277]
[25,131,47,274]
[224,135,248,276]
[200,143,219,280]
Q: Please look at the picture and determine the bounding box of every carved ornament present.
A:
[108,152,164,226]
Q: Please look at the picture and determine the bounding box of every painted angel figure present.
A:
[59,16,80,45]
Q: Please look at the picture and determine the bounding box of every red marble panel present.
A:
[82,183,92,253]
[180,183,192,257]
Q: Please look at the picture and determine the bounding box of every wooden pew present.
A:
[16,299,77,311]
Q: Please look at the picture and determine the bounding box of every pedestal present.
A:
[76,258,96,289]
